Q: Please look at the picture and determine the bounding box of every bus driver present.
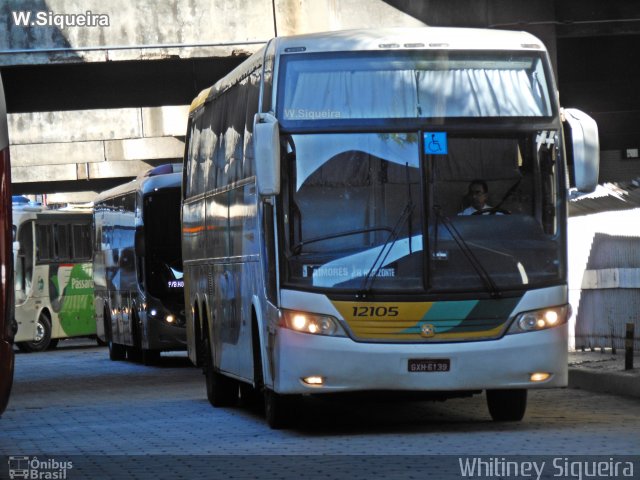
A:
[458,179,503,216]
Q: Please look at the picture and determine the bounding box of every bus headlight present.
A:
[281,310,346,337]
[509,305,569,333]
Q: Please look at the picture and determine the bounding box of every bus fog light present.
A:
[166,314,175,324]
[302,376,324,386]
[530,372,551,382]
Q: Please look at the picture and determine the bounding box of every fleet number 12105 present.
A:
[352,306,399,317]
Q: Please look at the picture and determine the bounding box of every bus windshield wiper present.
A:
[291,226,393,255]
[362,162,415,292]
[360,200,415,292]
[434,208,502,298]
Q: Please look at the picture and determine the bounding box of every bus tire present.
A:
[127,346,142,363]
[203,325,237,407]
[109,340,127,361]
[47,339,59,350]
[105,308,126,361]
[142,349,160,366]
[127,314,143,362]
[264,389,297,429]
[238,382,261,410]
[17,312,52,353]
[486,389,527,422]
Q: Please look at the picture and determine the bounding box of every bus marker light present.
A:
[530,372,550,382]
[303,376,324,386]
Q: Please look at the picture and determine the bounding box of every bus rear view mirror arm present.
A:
[254,113,281,197]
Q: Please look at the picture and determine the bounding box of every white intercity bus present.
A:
[182,27,599,427]
[12,203,95,352]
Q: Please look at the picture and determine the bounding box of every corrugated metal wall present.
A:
[575,233,640,350]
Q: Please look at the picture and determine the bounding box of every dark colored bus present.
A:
[0,72,15,416]
[93,164,185,365]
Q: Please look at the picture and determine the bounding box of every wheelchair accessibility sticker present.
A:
[424,132,448,155]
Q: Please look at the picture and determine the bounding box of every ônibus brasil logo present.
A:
[8,456,73,479]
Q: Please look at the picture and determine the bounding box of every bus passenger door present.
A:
[13,221,36,342]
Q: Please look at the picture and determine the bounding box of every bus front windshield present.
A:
[280,51,553,121]
[144,189,184,302]
[283,131,564,294]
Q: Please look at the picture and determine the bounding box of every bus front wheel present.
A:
[264,389,297,429]
[17,312,52,353]
[486,389,527,422]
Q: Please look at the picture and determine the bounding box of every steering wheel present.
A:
[471,207,511,216]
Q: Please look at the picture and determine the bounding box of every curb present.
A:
[568,367,640,398]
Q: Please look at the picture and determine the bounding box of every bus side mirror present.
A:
[254,113,281,196]
[134,227,145,257]
[563,108,599,193]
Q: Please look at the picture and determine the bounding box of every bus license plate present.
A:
[408,359,450,372]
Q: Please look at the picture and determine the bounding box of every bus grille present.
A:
[331,297,522,342]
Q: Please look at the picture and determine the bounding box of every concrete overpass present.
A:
[2,0,429,203]
[1,0,639,203]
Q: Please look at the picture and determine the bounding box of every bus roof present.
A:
[94,171,182,204]
[12,205,92,226]
[188,27,547,114]
[271,27,546,55]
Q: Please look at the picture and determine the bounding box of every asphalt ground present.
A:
[0,341,638,479]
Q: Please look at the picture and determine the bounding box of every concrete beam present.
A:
[9,109,142,144]
[141,106,189,137]
[8,106,188,144]
[1,0,275,66]
[273,0,425,36]
[11,136,184,179]
[1,0,427,66]
[12,163,78,183]
[11,141,105,166]
[46,191,100,204]
[104,136,185,162]
[9,105,187,187]
[88,160,178,179]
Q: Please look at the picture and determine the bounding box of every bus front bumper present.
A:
[146,317,187,351]
[272,324,568,394]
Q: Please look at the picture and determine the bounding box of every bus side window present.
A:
[36,224,53,262]
[54,223,72,261]
[73,224,92,260]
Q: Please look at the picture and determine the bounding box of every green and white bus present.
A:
[182,27,599,427]
[13,204,95,352]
